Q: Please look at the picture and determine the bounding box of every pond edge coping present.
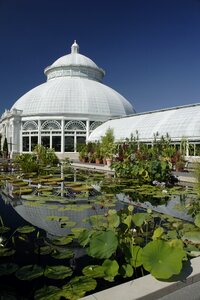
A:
[81,256,200,300]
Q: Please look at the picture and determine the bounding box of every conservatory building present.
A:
[0,41,134,159]
[88,103,200,157]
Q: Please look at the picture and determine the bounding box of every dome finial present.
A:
[71,40,79,54]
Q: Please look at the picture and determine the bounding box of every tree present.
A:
[3,137,8,158]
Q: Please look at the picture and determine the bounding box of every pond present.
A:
[0,168,199,299]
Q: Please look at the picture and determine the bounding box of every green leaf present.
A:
[34,285,61,300]
[82,265,105,278]
[120,264,134,278]
[0,226,10,234]
[78,229,94,247]
[44,265,73,279]
[132,213,147,227]
[0,248,15,257]
[141,240,185,279]
[51,236,73,246]
[16,225,36,234]
[62,276,97,300]
[34,245,52,255]
[182,231,200,244]
[0,263,18,276]
[51,248,74,259]
[15,264,44,281]
[129,245,142,268]
[123,215,132,228]
[71,227,85,238]
[87,230,118,259]
[102,259,119,281]
[194,213,200,228]
[152,227,164,240]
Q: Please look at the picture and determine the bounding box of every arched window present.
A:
[22,121,38,131]
[65,120,86,130]
[41,120,61,130]
[90,121,102,131]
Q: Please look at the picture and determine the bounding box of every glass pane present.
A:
[65,136,74,152]
[41,136,50,148]
[76,136,86,152]
[23,137,29,151]
[52,136,61,152]
[31,136,38,151]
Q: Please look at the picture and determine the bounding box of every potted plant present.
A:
[101,128,115,166]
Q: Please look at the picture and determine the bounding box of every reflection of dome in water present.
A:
[14,202,94,236]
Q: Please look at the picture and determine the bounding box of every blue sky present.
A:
[0,0,200,115]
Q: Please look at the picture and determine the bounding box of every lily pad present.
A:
[182,231,200,244]
[132,213,148,227]
[82,265,105,278]
[15,264,44,281]
[87,230,118,259]
[51,248,74,259]
[141,240,185,279]
[61,276,97,300]
[34,285,61,300]
[0,263,18,275]
[0,248,15,257]
[102,259,119,282]
[16,225,36,234]
[34,245,53,255]
[44,265,73,279]
[51,236,73,246]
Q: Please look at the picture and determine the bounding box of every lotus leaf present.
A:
[182,231,200,244]
[61,276,97,300]
[46,216,69,222]
[123,215,132,228]
[152,227,164,240]
[16,225,36,234]
[34,285,61,300]
[0,248,15,257]
[34,245,53,255]
[15,264,44,281]
[52,236,73,246]
[107,211,120,228]
[129,245,142,268]
[82,265,105,278]
[44,265,73,279]
[51,248,74,259]
[0,263,18,275]
[78,229,94,247]
[120,264,134,278]
[132,213,148,227]
[87,230,118,259]
[102,259,119,281]
[194,213,200,228]
[0,226,10,233]
[60,221,76,228]
[141,240,185,279]
[70,227,85,238]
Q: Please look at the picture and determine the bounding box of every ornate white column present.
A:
[61,119,65,154]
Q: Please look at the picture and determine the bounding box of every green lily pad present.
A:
[82,265,105,278]
[70,227,85,238]
[34,245,53,255]
[102,259,119,282]
[141,240,185,279]
[46,216,69,222]
[51,236,73,246]
[0,248,15,257]
[60,221,76,228]
[182,231,200,244]
[61,276,97,300]
[132,213,148,227]
[194,213,200,228]
[44,265,73,279]
[0,226,10,233]
[120,264,134,278]
[0,263,18,275]
[87,230,118,259]
[16,225,36,234]
[34,285,61,300]
[15,264,44,281]
[51,248,74,259]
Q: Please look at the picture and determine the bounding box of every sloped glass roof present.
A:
[88,103,200,142]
